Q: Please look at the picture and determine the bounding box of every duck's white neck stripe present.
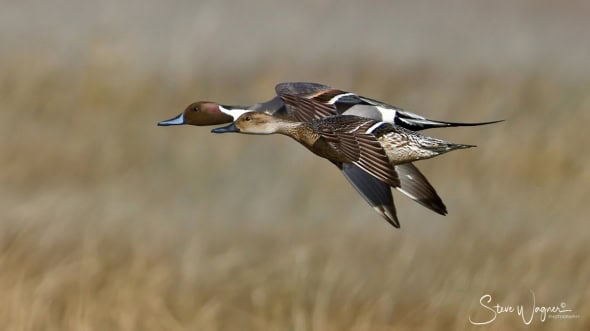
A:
[365,121,386,134]
[375,106,397,123]
[219,106,250,120]
[327,92,355,104]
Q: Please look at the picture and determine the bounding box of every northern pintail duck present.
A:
[159,82,500,227]
[158,82,502,129]
[211,112,475,227]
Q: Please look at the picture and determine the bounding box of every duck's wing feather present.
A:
[247,96,285,113]
[351,134,400,188]
[254,82,333,117]
[395,163,447,215]
[317,116,400,188]
[339,163,400,228]
[279,93,336,122]
[277,88,371,122]
[337,162,445,227]
[276,83,367,122]
[275,82,332,97]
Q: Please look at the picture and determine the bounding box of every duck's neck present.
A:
[217,105,250,123]
[276,121,317,146]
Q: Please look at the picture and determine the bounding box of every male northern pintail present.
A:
[158,82,501,129]
[211,112,475,227]
[158,82,500,227]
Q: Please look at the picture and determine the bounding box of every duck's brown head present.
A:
[158,102,234,127]
[211,112,285,135]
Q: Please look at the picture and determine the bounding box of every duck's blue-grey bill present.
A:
[211,123,240,133]
[157,113,185,126]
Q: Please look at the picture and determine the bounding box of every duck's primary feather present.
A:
[339,163,400,227]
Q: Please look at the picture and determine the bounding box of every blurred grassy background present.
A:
[1,0,589,330]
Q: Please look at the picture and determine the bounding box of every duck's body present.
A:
[366,121,474,164]
[276,115,473,168]
[158,82,501,129]
[212,112,474,227]
[159,82,497,227]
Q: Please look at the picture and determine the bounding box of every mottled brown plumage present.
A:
[212,112,474,192]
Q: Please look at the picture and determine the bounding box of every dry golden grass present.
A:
[1,52,589,330]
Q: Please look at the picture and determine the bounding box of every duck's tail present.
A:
[430,142,476,153]
[422,142,476,158]
[398,116,504,132]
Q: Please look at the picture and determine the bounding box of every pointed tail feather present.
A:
[429,142,476,154]
[397,116,504,132]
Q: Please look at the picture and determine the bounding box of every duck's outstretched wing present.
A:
[279,93,336,122]
[247,96,285,113]
[395,163,447,215]
[338,163,399,228]
[276,85,364,122]
[316,116,400,188]
[335,161,447,228]
[275,82,332,96]
[336,162,447,228]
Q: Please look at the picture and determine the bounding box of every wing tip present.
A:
[427,201,448,216]
[374,205,400,228]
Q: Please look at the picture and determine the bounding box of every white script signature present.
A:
[469,291,574,325]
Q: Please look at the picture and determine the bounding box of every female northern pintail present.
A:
[211,112,475,227]
[158,82,500,227]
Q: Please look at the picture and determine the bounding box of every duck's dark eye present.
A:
[244,116,251,121]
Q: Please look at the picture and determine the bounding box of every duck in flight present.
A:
[158,82,501,227]
[211,112,474,227]
[158,82,501,130]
